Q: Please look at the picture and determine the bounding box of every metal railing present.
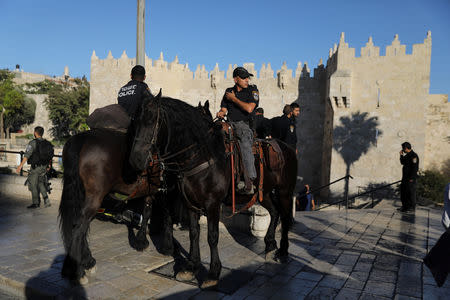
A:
[315,179,402,211]
[297,174,353,210]
[0,149,62,176]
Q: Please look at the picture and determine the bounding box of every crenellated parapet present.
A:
[91,51,326,82]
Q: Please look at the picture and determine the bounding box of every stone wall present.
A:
[20,94,54,139]
[325,32,448,199]
[424,94,450,170]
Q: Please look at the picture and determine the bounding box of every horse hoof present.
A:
[265,250,277,262]
[135,239,150,251]
[176,271,194,281]
[201,279,218,289]
[79,275,89,285]
[85,265,97,275]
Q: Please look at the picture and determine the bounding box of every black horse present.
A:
[58,126,174,285]
[129,94,297,288]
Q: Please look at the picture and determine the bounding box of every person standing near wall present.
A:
[398,142,419,212]
[16,126,52,209]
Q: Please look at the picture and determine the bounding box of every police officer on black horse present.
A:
[216,66,259,194]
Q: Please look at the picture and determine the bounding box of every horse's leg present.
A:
[176,209,200,281]
[261,191,280,261]
[62,195,99,284]
[81,234,96,275]
[201,203,222,289]
[160,198,174,255]
[277,190,293,261]
[135,196,152,251]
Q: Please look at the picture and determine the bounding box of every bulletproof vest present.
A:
[29,139,54,167]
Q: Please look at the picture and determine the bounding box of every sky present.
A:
[1,0,449,95]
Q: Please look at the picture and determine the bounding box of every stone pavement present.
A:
[0,193,449,299]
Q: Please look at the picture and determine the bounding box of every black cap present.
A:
[233,67,253,79]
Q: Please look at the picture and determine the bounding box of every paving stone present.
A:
[393,294,421,300]
[191,290,226,300]
[344,278,365,290]
[359,293,391,300]
[284,278,317,293]
[334,288,361,300]
[317,275,347,289]
[305,286,339,299]
[153,282,200,300]
[353,262,372,272]
[396,275,422,298]
[269,289,305,300]
[363,281,395,298]
[369,269,397,283]
[398,261,422,277]
[251,282,282,298]
[294,272,323,282]
[335,253,360,266]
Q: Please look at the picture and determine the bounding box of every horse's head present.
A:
[129,89,163,172]
[197,100,213,121]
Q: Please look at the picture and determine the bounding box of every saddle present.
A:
[219,121,284,214]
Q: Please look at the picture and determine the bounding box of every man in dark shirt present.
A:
[271,103,299,151]
[216,67,259,194]
[253,107,271,139]
[117,65,151,120]
[399,142,419,212]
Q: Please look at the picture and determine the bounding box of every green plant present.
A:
[15,133,34,139]
[417,169,448,203]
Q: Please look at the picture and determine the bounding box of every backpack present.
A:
[29,139,54,166]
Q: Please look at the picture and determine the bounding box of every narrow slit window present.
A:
[377,88,380,108]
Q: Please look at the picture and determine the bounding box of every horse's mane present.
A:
[147,95,224,161]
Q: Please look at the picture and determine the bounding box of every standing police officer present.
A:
[117,65,152,120]
[399,142,419,212]
[16,126,51,209]
[216,67,259,194]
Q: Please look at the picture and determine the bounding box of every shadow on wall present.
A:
[333,111,382,203]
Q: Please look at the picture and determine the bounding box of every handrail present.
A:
[297,174,353,209]
[315,179,401,211]
[298,174,353,198]
[0,149,62,158]
[0,149,62,176]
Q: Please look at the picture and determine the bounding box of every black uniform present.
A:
[400,150,419,210]
[220,85,259,123]
[117,80,150,120]
[271,115,297,148]
[221,84,259,182]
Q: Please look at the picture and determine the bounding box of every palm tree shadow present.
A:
[333,111,382,204]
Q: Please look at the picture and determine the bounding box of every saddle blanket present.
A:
[87,104,130,133]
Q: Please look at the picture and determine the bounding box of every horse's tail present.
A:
[58,133,86,251]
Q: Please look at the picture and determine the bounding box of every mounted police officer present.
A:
[117,65,152,120]
[16,126,51,208]
[216,67,259,194]
[399,142,419,212]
